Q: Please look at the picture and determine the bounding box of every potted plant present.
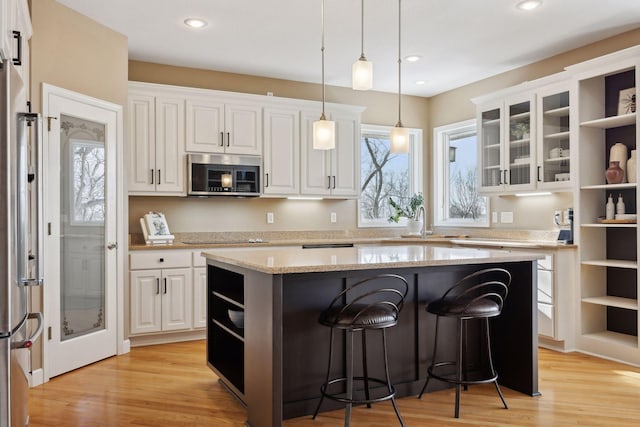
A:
[388,193,424,234]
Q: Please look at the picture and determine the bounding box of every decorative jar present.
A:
[627,150,637,184]
[606,161,624,184]
[609,143,628,182]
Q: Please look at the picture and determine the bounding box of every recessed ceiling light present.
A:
[415,80,425,85]
[184,18,207,29]
[405,55,421,62]
[516,0,542,11]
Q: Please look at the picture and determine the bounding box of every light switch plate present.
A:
[267,212,274,224]
[492,211,498,223]
[330,212,337,223]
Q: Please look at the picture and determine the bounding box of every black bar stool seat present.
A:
[418,268,512,418]
[312,274,408,427]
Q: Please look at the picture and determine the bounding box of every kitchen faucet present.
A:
[414,205,431,237]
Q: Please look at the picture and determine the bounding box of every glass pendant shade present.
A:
[313,117,336,150]
[352,59,373,90]
[221,173,233,188]
[390,125,410,153]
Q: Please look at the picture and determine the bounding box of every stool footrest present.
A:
[320,376,396,405]
[428,361,498,385]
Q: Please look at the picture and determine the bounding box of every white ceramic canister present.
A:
[627,149,637,183]
[609,142,629,182]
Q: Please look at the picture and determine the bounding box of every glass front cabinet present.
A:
[476,80,572,194]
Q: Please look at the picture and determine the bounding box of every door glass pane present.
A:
[59,115,106,341]
[508,101,531,186]
[480,108,501,187]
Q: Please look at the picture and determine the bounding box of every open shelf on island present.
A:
[581,259,638,269]
[582,295,638,310]
[581,330,639,348]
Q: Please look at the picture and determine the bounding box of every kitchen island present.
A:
[203,245,541,427]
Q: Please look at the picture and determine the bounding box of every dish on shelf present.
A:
[615,214,637,220]
[513,157,530,164]
[554,173,570,182]
[596,217,637,224]
[228,309,245,329]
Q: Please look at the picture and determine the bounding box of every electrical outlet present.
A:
[501,211,514,223]
[492,211,498,223]
[267,212,274,224]
[330,212,337,223]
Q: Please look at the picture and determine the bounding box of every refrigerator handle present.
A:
[17,113,44,287]
[12,313,44,349]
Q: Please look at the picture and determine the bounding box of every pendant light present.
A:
[313,0,336,150]
[352,0,373,90]
[390,0,410,154]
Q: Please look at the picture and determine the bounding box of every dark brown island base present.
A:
[203,244,541,427]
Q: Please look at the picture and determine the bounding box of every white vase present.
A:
[609,142,628,183]
[628,149,637,183]
[406,219,423,235]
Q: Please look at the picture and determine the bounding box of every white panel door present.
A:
[185,98,225,153]
[127,94,155,192]
[331,111,360,197]
[225,102,262,155]
[300,109,331,196]
[161,268,193,331]
[193,267,207,329]
[43,85,120,378]
[130,270,162,334]
[263,107,300,195]
[155,96,185,194]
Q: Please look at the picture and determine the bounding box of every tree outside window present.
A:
[358,125,423,227]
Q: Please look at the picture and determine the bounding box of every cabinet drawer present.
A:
[193,250,207,267]
[130,251,192,269]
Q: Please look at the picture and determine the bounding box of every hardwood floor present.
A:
[29,341,640,426]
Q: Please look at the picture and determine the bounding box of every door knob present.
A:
[107,242,118,250]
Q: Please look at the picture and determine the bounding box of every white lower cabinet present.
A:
[129,251,193,335]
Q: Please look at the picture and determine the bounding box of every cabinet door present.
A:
[127,94,156,193]
[155,96,186,194]
[193,267,207,329]
[225,103,262,155]
[477,102,504,192]
[263,107,300,195]
[300,109,331,196]
[331,111,360,197]
[185,98,225,153]
[0,0,8,60]
[161,268,193,331]
[130,270,162,334]
[536,86,571,189]
[505,95,535,190]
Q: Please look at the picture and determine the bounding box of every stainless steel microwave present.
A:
[187,153,261,196]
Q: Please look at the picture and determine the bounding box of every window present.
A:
[358,124,423,227]
[70,139,105,225]
[433,119,489,227]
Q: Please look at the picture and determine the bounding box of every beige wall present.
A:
[128,62,430,233]
[29,0,128,370]
[30,0,128,111]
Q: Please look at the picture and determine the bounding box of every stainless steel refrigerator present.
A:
[0,59,44,427]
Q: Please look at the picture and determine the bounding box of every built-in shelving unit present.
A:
[573,50,640,363]
[207,265,245,399]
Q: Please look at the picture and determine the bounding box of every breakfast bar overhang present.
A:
[203,245,541,427]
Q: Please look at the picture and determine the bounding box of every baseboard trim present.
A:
[129,330,206,347]
[30,368,44,388]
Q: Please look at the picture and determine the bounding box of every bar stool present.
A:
[418,268,511,418]
[312,274,408,427]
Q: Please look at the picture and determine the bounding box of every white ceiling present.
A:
[56,0,640,97]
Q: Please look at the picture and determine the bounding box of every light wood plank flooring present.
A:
[29,341,640,426]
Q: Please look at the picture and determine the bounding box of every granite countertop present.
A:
[202,244,544,274]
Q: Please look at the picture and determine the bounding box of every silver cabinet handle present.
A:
[226,132,230,147]
[220,131,224,146]
[327,176,331,189]
[156,278,160,295]
[157,169,161,184]
[163,278,167,294]
[107,242,118,250]
[150,169,154,184]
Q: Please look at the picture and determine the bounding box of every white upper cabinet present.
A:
[127,90,185,195]
[475,75,572,195]
[185,98,262,155]
[300,109,361,198]
[263,106,300,195]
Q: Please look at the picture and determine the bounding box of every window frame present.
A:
[433,119,489,228]
[357,124,423,228]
